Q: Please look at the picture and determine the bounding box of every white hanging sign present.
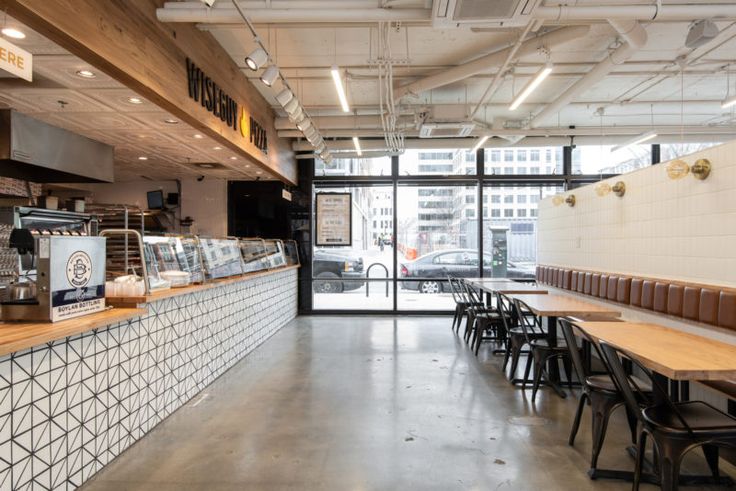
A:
[0,37,32,82]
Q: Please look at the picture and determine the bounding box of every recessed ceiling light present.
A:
[75,69,96,79]
[198,163,215,169]
[127,97,144,104]
[213,146,222,150]
[193,134,204,139]
[245,164,250,168]
[256,171,262,175]
[230,156,237,160]
[138,156,148,161]
[2,28,25,40]
[163,118,179,125]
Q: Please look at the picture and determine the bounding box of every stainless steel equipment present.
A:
[0,110,114,183]
[1,230,106,322]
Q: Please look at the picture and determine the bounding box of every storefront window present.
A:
[400,149,475,176]
[572,145,651,174]
[485,147,562,175]
[396,184,478,311]
[482,184,562,277]
[660,142,722,161]
[315,156,391,176]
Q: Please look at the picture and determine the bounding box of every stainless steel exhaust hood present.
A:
[0,110,114,183]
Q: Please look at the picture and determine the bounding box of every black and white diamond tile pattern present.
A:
[0,269,297,490]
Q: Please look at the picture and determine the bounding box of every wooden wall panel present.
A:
[0,0,297,184]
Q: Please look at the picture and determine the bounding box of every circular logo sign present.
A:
[66,251,92,288]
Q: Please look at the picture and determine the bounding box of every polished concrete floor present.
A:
[81,316,729,490]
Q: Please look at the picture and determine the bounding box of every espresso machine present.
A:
[1,226,107,323]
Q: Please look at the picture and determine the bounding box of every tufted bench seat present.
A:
[536,265,736,331]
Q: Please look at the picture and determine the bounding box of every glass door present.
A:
[312,184,394,311]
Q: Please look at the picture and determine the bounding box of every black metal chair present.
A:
[560,318,646,476]
[461,282,504,355]
[600,342,736,491]
[447,276,479,333]
[498,296,544,384]
[514,298,572,400]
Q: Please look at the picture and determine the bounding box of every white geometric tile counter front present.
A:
[0,268,297,490]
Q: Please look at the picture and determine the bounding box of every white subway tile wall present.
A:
[538,141,736,286]
[0,268,297,490]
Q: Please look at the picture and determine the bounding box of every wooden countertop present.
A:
[510,294,622,318]
[0,307,147,358]
[469,280,548,295]
[575,321,736,381]
[107,265,300,307]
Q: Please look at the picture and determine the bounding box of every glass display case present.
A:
[283,240,300,266]
[263,239,286,268]
[198,238,244,279]
[239,238,269,273]
[142,235,205,289]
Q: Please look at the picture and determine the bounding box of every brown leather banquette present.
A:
[536,265,736,330]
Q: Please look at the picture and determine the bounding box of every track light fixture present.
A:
[245,47,268,71]
[283,97,299,115]
[231,2,330,161]
[275,88,293,107]
[260,65,279,86]
[296,118,312,132]
[290,106,305,123]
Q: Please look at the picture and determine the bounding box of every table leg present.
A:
[545,315,566,398]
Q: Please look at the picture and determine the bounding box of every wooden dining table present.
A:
[511,294,622,346]
[573,321,736,485]
[509,294,621,396]
[469,279,549,296]
[574,321,736,392]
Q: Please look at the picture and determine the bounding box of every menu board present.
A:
[315,193,352,247]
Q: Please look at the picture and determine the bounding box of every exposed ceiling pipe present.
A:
[292,133,731,151]
[533,5,736,21]
[529,20,647,128]
[275,115,416,130]
[156,4,430,23]
[392,26,590,100]
[283,124,736,139]
[469,20,536,120]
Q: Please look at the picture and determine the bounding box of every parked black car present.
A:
[313,249,365,293]
[399,248,536,293]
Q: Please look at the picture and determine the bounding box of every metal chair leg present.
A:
[569,392,589,445]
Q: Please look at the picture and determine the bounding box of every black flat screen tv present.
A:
[147,190,164,210]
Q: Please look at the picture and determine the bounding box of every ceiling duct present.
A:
[433,0,542,28]
[419,122,475,138]
[0,110,113,183]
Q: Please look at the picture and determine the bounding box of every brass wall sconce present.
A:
[595,181,626,197]
[666,158,712,181]
[552,194,576,207]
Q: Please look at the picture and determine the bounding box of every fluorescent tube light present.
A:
[611,130,657,152]
[472,136,490,152]
[723,95,736,109]
[331,65,350,113]
[509,64,553,111]
[353,136,362,156]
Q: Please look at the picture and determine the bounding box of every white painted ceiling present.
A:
[180,0,736,149]
[0,18,276,182]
